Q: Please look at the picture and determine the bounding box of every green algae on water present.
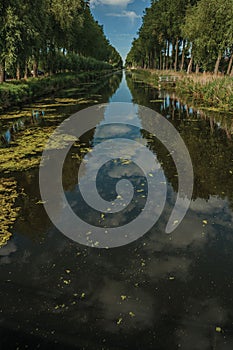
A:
[0,178,19,248]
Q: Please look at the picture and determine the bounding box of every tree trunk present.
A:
[171,40,176,70]
[187,56,193,74]
[195,64,199,74]
[0,61,5,83]
[16,63,21,80]
[227,53,233,75]
[166,41,169,70]
[33,60,38,78]
[214,52,222,75]
[180,40,186,71]
[163,42,167,70]
[174,37,179,71]
[24,61,28,79]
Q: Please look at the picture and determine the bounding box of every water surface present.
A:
[1,71,233,349]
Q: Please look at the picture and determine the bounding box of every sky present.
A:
[90,0,151,62]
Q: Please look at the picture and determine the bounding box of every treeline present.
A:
[0,0,123,83]
[126,0,233,75]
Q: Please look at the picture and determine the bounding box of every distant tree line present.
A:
[126,0,233,75]
[0,0,123,83]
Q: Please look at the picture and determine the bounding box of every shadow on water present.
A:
[1,70,233,349]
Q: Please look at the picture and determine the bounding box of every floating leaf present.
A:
[215,327,222,333]
[129,312,135,317]
[121,295,127,301]
[63,280,70,285]
[117,318,123,325]
[203,220,208,225]
[35,200,47,205]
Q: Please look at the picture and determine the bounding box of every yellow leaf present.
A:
[36,200,46,205]
[117,318,123,325]
[203,220,208,225]
[129,312,135,317]
[121,295,127,301]
[63,280,70,285]
[215,327,222,333]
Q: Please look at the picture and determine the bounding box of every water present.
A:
[1,71,233,349]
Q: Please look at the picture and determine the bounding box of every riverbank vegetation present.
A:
[0,0,122,83]
[126,0,233,75]
[176,74,233,111]
[0,68,113,111]
[129,69,233,112]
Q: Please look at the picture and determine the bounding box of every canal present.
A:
[1,70,233,349]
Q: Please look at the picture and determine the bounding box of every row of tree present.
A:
[0,0,122,83]
[126,0,233,74]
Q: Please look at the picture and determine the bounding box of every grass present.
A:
[0,70,114,111]
[129,69,233,112]
[176,74,233,111]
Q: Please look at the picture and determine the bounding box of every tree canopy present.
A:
[0,0,123,82]
[126,0,233,74]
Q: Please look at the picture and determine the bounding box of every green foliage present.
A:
[0,63,112,110]
[127,0,233,74]
[0,0,122,82]
[176,75,233,110]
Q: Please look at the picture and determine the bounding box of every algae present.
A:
[0,177,19,248]
[0,126,56,172]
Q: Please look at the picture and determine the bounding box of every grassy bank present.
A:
[176,75,233,112]
[130,69,233,112]
[0,69,115,111]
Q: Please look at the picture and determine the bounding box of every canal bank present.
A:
[129,68,233,113]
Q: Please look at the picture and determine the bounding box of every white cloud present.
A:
[107,10,140,22]
[90,0,133,7]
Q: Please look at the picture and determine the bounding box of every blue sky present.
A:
[90,0,151,62]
